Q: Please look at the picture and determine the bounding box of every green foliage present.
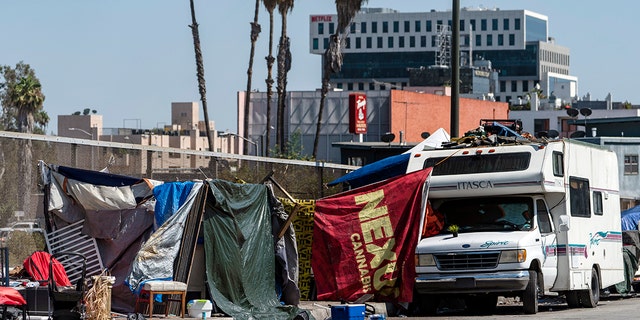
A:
[271,129,313,160]
[0,62,49,133]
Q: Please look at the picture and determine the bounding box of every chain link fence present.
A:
[0,131,357,268]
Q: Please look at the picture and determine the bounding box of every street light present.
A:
[69,127,95,170]
[219,132,259,156]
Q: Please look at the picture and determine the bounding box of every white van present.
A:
[409,139,624,314]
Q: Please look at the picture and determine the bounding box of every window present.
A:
[503,18,510,30]
[358,83,364,90]
[426,20,432,32]
[366,37,372,48]
[498,34,504,46]
[393,21,399,33]
[437,20,442,28]
[509,34,515,46]
[522,81,529,92]
[348,157,363,166]
[469,19,476,31]
[369,82,375,90]
[399,36,405,48]
[460,20,465,31]
[415,20,421,32]
[377,36,383,48]
[553,151,564,176]
[388,36,394,48]
[534,119,550,134]
[424,152,531,175]
[515,18,521,30]
[511,81,517,92]
[475,34,481,46]
[420,35,427,47]
[323,38,329,49]
[312,38,319,50]
[499,81,506,92]
[361,22,367,33]
[380,84,386,90]
[593,191,604,216]
[329,23,335,35]
[409,36,415,47]
[536,199,553,233]
[404,21,410,32]
[481,19,487,31]
[506,96,512,104]
[345,37,351,48]
[492,19,498,30]
[625,155,639,174]
[372,21,378,33]
[355,37,361,49]
[347,83,353,90]
[350,22,356,33]
[569,177,591,217]
[318,23,324,35]
[383,21,388,33]
[431,35,436,47]
[486,34,493,46]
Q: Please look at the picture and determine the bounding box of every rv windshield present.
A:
[436,197,534,233]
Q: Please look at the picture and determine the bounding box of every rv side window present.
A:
[424,152,530,175]
[569,177,591,217]
[536,199,553,233]
[593,191,603,215]
[552,151,564,177]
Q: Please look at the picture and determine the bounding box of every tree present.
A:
[188,0,215,167]
[275,0,294,155]
[313,0,367,158]
[0,62,47,220]
[243,0,262,154]
[263,0,278,157]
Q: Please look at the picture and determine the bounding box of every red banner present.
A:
[312,168,432,302]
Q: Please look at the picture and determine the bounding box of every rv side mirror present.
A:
[558,215,570,231]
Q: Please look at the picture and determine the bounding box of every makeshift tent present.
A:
[328,128,449,188]
[622,205,640,231]
[41,162,307,318]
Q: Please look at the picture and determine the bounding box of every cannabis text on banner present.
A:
[312,167,432,302]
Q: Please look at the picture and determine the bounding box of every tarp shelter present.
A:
[41,162,307,319]
[622,205,640,231]
[328,128,449,189]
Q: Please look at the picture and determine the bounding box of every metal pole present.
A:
[451,0,460,138]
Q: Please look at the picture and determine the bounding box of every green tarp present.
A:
[203,180,307,320]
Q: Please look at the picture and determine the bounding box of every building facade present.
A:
[309,7,577,106]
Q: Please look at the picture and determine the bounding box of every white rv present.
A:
[409,138,624,314]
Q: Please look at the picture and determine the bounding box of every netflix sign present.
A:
[349,93,367,134]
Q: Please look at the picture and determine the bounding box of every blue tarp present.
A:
[153,181,195,228]
[622,205,640,231]
[327,153,411,189]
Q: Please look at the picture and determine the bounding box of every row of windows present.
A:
[317,17,523,35]
[541,50,569,65]
[499,80,540,93]
[312,33,517,50]
[541,65,569,76]
[334,81,407,91]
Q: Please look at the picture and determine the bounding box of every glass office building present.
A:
[310,7,577,105]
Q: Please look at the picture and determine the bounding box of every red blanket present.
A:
[0,287,26,306]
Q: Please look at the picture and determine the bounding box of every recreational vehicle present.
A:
[409,139,624,314]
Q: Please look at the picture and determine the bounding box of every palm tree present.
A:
[275,0,294,155]
[263,0,278,157]
[8,71,45,220]
[313,0,367,158]
[243,0,262,155]
[188,0,215,171]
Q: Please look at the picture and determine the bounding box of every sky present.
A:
[2,1,639,135]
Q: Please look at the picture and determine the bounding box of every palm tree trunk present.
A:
[189,0,216,174]
[264,9,276,157]
[276,16,290,154]
[17,109,33,219]
[243,0,261,155]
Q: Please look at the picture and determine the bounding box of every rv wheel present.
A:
[578,268,600,308]
[522,270,539,314]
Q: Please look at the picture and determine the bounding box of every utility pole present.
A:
[451,0,460,138]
